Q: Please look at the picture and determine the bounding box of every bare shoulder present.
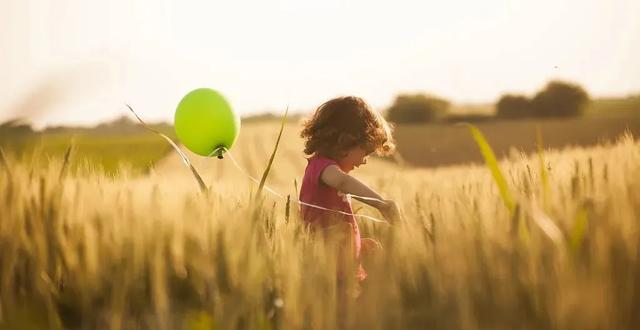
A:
[320,164,347,189]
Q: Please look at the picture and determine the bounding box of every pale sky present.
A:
[1,0,639,128]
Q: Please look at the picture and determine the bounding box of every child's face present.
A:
[337,145,371,173]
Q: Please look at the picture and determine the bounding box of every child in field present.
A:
[298,96,401,297]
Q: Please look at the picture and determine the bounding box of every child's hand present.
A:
[379,199,402,223]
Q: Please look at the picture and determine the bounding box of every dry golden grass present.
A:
[0,122,639,329]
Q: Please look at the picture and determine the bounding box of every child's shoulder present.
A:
[301,154,341,197]
[306,154,338,167]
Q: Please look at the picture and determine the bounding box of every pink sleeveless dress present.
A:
[299,154,366,281]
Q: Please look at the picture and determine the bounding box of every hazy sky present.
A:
[1,0,639,128]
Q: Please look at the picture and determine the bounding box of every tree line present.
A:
[385,80,591,123]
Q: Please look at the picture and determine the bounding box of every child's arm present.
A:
[320,165,400,221]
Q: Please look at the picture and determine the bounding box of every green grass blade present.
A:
[59,142,74,180]
[256,106,289,199]
[460,123,515,214]
[570,204,589,254]
[126,104,208,193]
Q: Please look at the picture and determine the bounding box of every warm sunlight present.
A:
[2,0,639,127]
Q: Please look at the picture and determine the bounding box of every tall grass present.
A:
[256,107,288,200]
[459,123,515,214]
[0,130,639,329]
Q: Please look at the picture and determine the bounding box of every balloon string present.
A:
[125,104,388,224]
[211,147,389,224]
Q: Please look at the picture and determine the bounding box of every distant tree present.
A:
[385,94,450,123]
[0,118,33,136]
[531,81,590,117]
[496,95,532,119]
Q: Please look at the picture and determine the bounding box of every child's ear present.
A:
[336,149,349,159]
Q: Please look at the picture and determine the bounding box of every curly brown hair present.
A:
[300,96,396,159]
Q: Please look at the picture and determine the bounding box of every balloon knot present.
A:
[213,146,225,159]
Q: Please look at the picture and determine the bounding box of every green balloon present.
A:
[174,88,240,156]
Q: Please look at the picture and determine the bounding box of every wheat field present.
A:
[1,121,639,329]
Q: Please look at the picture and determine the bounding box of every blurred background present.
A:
[1,0,639,174]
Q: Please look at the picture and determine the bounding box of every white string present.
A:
[212,147,389,224]
[125,104,389,224]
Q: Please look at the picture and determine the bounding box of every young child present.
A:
[298,96,401,292]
